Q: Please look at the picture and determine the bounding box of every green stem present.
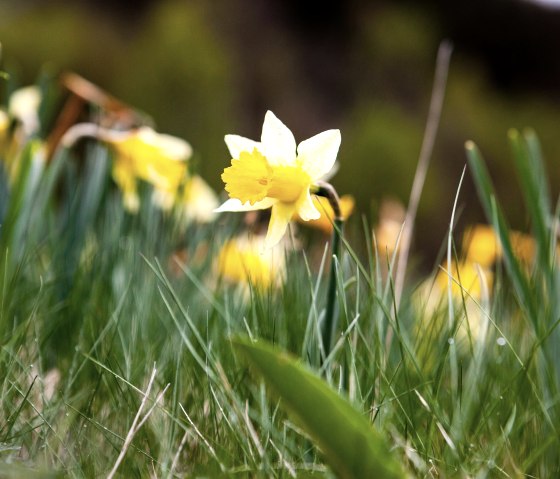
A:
[314,182,343,365]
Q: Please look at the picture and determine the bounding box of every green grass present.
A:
[1,112,560,477]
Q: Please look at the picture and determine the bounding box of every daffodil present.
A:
[109,127,191,211]
[463,224,502,267]
[215,111,341,249]
[299,194,355,234]
[374,198,406,257]
[463,223,541,268]
[217,234,286,289]
[9,86,41,137]
[435,260,493,301]
[413,259,493,361]
[61,124,191,212]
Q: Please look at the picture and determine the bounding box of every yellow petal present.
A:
[112,155,139,211]
[463,224,501,267]
[218,236,279,288]
[267,163,311,203]
[436,260,493,301]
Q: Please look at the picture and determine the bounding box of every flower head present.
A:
[217,234,286,289]
[61,124,192,212]
[109,127,191,211]
[462,224,502,268]
[215,111,341,248]
[9,86,41,137]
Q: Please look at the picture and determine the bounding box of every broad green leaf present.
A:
[232,337,405,479]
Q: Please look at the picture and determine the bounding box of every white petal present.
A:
[214,197,276,213]
[297,191,320,221]
[182,176,219,223]
[260,111,297,166]
[137,127,192,160]
[297,129,341,180]
[265,202,295,249]
[224,134,261,159]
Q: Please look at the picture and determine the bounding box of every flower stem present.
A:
[314,181,343,365]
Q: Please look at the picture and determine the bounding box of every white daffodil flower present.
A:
[215,110,341,249]
[9,86,41,136]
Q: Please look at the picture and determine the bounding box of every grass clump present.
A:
[0,73,559,478]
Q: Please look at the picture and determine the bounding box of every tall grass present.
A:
[1,111,560,477]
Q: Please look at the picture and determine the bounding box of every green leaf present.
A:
[232,337,406,479]
[508,129,550,270]
[466,140,539,324]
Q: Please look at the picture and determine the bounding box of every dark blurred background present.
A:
[1,0,560,264]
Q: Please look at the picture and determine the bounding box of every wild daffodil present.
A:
[9,86,41,137]
[217,234,286,289]
[435,260,493,301]
[62,124,191,213]
[215,111,341,249]
[463,224,502,268]
[109,127,191,211]
[374,198,406,257]
[463,223,542,268]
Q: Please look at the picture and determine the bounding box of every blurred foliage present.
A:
[1,0,560,263]
[0,1,236,185]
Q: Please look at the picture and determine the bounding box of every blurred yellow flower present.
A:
[414,258,493,358]
[215,111,341,249]
[463,224,502,267]
[109,127,191,212]
[61,123,192,213]
[463,223,539,267]
[217,234,285,289]
[298,194,354,234]
[374,198,406,257]
[510,230,536,264]
[435,260,493,301]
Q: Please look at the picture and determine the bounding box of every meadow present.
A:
[1,60,560,478]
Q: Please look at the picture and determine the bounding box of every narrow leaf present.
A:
[508,129,550,270]
[466,141,539,324]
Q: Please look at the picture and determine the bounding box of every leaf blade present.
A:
[232,337,405,479]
